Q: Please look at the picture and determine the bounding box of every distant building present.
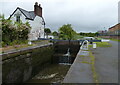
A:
[108,23,120,36]
[97,30,108,36]
[45,35,54,39]
[84,37,95,40]
[9,2,45,40]
[97,23,120,39]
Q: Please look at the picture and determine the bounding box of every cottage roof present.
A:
[109,23,120,30]
[19,7,36,20]
[9,7,36,20]
[9,7,45,25]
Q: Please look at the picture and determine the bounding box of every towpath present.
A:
[90,41,119,83]
[63,40,119,84]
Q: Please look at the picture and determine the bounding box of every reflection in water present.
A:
[33,73,58,79]
[26,64,70,83]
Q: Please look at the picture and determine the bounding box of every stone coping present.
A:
[1,43,53,61]
[1,43,53,55]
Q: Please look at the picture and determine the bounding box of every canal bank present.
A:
[2,43,54,83]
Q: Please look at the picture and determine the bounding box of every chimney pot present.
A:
[35,2,38,5]
[34,2,42,17]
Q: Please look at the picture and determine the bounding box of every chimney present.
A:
[34,2,42,17]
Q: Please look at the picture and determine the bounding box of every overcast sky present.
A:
[0,0,119,33]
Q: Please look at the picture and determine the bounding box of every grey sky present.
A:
[0,0,119,33]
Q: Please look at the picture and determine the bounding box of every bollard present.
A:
[93,42,96,48]
[28,41,32,45]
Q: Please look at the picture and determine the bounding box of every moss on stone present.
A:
[89,51,99,84]
[81,61,91,64]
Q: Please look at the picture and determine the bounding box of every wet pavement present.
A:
[90,40,119,83]
[63,40,119,84]
[63,44,93,83]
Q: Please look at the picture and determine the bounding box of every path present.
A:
[63,44,94,83]
[90,40,118,83]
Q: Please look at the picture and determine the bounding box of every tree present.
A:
[44,28,51,38]
[95,32,99,37]
[58,24,76,40]
[79,32,98,37]
[52,31,58,36]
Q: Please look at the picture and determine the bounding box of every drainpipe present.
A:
[44,22,45,38]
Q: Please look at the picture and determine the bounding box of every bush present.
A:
[0,14,31,47]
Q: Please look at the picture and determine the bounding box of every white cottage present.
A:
[9,2,45,40]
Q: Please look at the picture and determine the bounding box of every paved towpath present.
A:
[90,40,119,83]
[63,45,94,83]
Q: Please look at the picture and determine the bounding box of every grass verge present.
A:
[89,51,99,84]
[110,38,120,42]
[89,42,112,48]
[1,44,36,53]
[0,40,50,54]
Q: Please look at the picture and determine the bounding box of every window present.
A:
[16,16,20,22]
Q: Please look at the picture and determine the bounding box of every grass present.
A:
[96,42,112,47]
[89,42,112,48]
[89,52,99,84]
[1,44,36,53]
[74,34,84,40]
[0,40,50,54]
[79,55,85,57]
[110,38,120,42]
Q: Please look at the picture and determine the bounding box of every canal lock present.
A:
[26,41,81,83]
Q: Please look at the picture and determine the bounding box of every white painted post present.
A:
[93,43,96,48]
[28,41,32,45]
[86,40,89,50]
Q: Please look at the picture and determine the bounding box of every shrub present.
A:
[0,14,31,47]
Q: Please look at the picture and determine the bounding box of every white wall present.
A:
[10,9,44,41]
[28,16,44,40]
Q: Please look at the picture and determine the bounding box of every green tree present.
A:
[58,24,76,40]
[44,28,51,38]
[79,32,98,37]
[52,31,58,36]
[95,32,99,37]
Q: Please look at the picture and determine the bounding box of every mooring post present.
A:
[93,42,96,49]
[86,40,89,50]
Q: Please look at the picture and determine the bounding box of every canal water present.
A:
[26,50,75,83]
[26,41,80,84]
[26,64,70,83]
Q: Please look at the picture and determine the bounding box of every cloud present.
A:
[0,0,119,32]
